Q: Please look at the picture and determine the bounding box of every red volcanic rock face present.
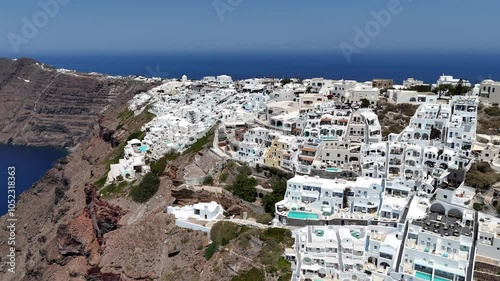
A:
[83,184,124,241]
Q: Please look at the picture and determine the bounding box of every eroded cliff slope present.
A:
[0,58,154,147]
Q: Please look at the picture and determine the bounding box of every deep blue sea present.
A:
[29,51,500,84]
[0,145,67,215]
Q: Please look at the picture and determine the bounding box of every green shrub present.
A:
[409,85,432,92]
[473,203,483,211]
[219,172,229,182]
[127,131,146,141]
[99,181,128,198]
[227,160,236,169]
[130,172,160,203]
[277,257,291,271]
[210,221,249,246]
[360,98,370,108]
[150,151,178,176]
[203,176,214,185]
[255,164,263,173]
[262,177,288,213]
[466,162,500,190]
[260,228,293,245]
[204,242,218,260]
[118,108,134,121]
[94,174,108,187]
[237,165,252,176]
[231,267,265,281]
[484,106,500,116]
[229,173,257,202]
[255,213,273,224]
[183,128,215,155]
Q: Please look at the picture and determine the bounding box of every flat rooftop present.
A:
[413,212,473,238]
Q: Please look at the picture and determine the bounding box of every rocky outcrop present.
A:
[0,58,155,147]
[84,184,124,240]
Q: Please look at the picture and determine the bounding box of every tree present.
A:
[230,173,258,202]
[280,78,292,85]
[453,79,471,95]
[203,176,214,185]
[255,164,263,173]
[430,127,442,140]
[433,84,453,98]
[409,85,432,92]
[360,98,371,108]
[130,172,160,203]
[262,178,287,213]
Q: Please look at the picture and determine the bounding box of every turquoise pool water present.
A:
[326,167,342,172]
[288,211,319,220]
[415,271,432,281]
[434,276,451,281]
[139,145,148,152]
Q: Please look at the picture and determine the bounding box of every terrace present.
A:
[413,213,473,239]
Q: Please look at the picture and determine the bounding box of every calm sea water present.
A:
[0,144,67,215]
[30,51,500,84]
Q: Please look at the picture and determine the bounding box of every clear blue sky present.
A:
[1,0,499,56]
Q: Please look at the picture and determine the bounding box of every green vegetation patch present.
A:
[94,174,108,188]
[204,242,218,260]
[203,176,214,185]
[255,213,273,224]
[118,108,135,121]
[219,172,229,182]
[150,150,180,176]
[105,142,126,167]
[262,177,287,213]
[209,222,293,280]
[130,172,160,203]
[378,103,419,137]
[127,130,146,141]
[210,221,249,246]
[258,228,293,277]
[99,181,129,198]
[473,202,484,212]
[484,106,500,117]
[183,127,215,155]
[259,228,294,246]
[231,267,265,281]
[465,162,500,191]
[228,172,258,202]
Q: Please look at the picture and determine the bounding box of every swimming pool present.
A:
[288,211,319,220]
[415,271,432,281]
[326,167,342,172]
[434,276,451,281]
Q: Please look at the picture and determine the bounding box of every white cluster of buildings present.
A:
[111,73,500,280]
[107,139,151,182]
[107,75,255,183]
